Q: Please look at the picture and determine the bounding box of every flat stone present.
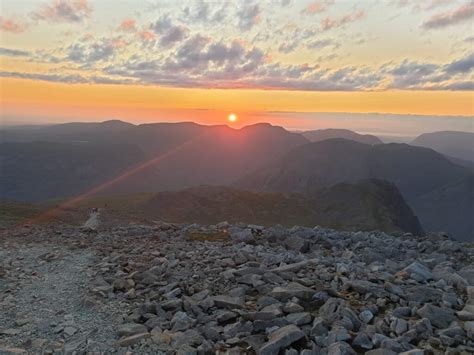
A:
[259,325,305,355]
[116,323,148,337]
[116,333,150,347]
[171,311,194,332]
[403,261,433,282]
[63,326,77,337]
[268,282,316,301]
[212,295,244,309]
[271,261,309,274]
[0,328,21,335]
[286,312,312,326]
[417,304,456,329]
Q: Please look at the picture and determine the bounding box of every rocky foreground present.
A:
[0,222,473,354]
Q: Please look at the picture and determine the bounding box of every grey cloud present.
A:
[444,52,474,74]
[183,1,227,23]
[422,3,474,29]
[237,3,261,31]
[0,47,30,57]
[0,70,134,85]
[386,56,474,90]
[151,16,188,47]
[66,37,121,64]
[307,39,339,49]
[278,41,299,53]
[441,81,474,90]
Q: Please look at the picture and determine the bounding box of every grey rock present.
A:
[399,350,425,355]
[327,341,356,355]
[416,304,456,329]
[283,236,310,253]
[230,229,255,244]
[403,261,433,282]
[311,318,328,337]
[268,282,317,301]
[271,261,309,274]
[359,310,374,324]
[116,323,148,337]
[352,332,372,350]
[212,295,244,309]
[365,349,398,355]
[116,333,150,347]
[171,312,195,332]
[259,325,305,355]
[282,302,304,314]
[286,312,312,326]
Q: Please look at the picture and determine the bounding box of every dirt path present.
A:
[0,242,126,354]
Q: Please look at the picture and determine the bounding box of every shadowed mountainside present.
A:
[0,181,424,236]
[237,139,472,240]
[0,122,307,200]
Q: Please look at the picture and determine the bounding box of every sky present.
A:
[0,0,473,136]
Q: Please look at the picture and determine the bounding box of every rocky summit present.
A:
[0,221,473,354]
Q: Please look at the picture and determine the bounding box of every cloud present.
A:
[422,3,474,29]
[32,0,92,23]
[0,16,27,33]
[183,0,227,23]
[0,70,133,85]
[392,0,452,11]
[138,30,156,41]
[66,36,125,64]
[444,52,474,74]
[307,39,339,49]
[301,0,335,15]
[0,47,30,57]
[237,3,261,31]
[278,40,299,53]
[440,81,474,90]
[321,10,365,31]
[151,16,188,47]
[118,19,136,32]
[385,54,474,90]
[388,59,439,88]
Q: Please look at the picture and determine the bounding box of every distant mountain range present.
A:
[0,121,472,240]
[302,128,382,145]
[411,131,474,162]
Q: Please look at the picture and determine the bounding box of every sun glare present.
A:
[228,113,237,123]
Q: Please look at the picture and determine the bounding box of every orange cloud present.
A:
[302,0,335,15]
[0,16,26,33]
[139,30,156,41]
[118,19,136,32]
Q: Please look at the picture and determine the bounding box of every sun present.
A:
[228,113,237,123]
